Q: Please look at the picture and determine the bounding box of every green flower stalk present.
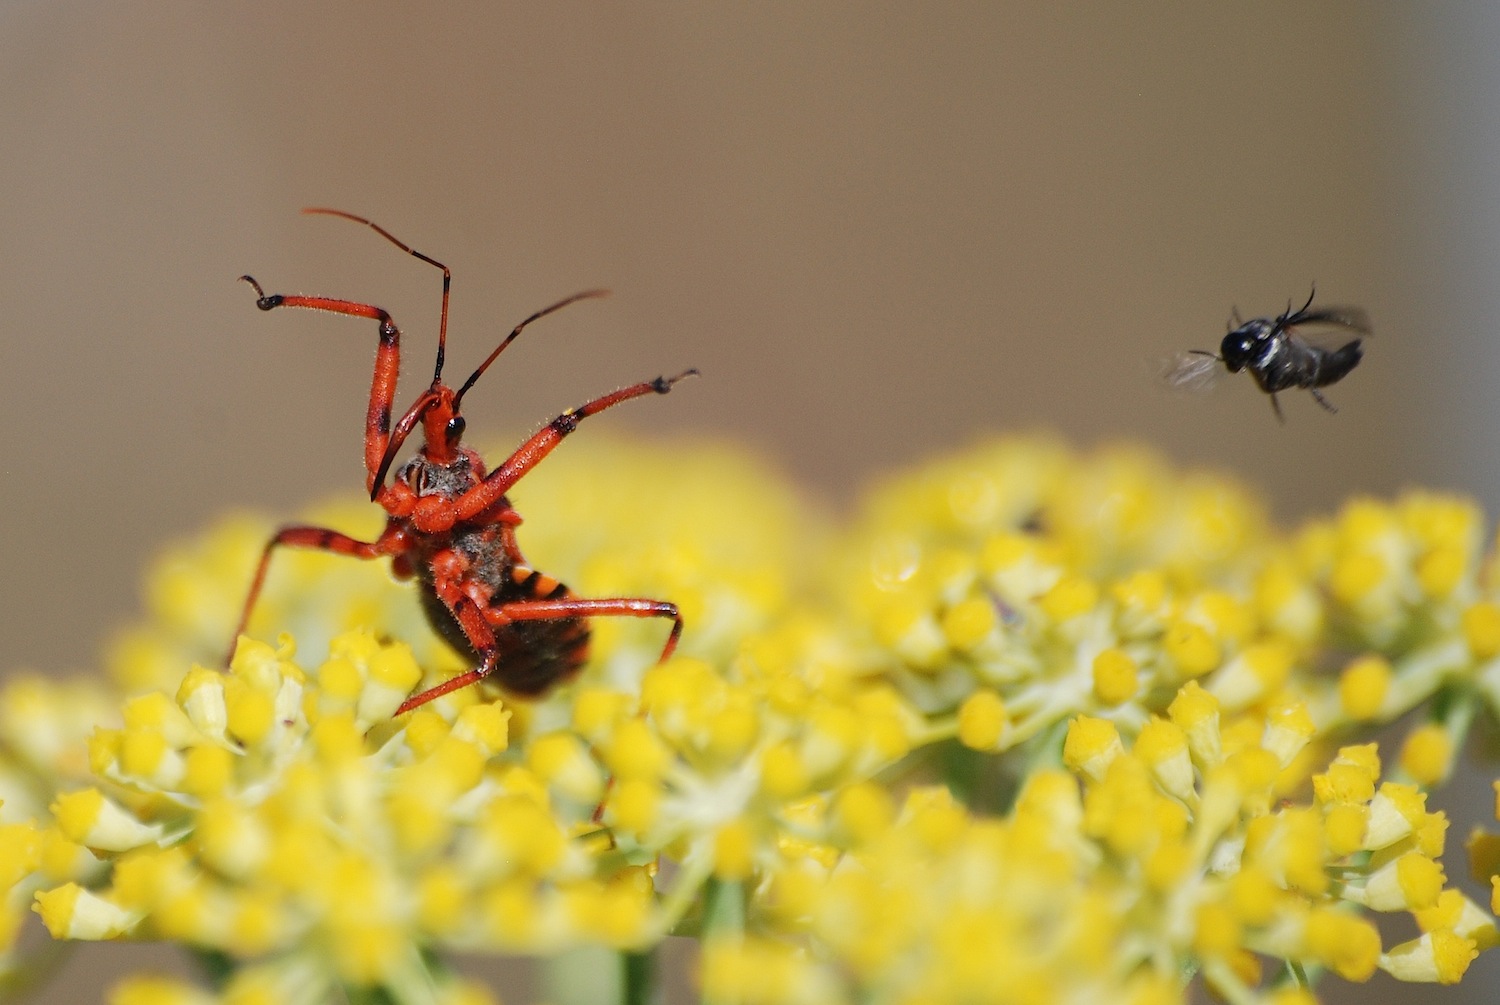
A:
[3,434,1499,1004]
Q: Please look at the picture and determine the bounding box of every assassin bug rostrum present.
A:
[229,208,695,715]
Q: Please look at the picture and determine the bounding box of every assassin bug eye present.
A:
[446,416,466,440]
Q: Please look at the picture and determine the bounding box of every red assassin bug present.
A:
[229,208,695,715]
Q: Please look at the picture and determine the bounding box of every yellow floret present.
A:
[34,883,140,939]
[956,689,1007,751]
[942,596,997,651]
[901,787,967,853]
[1461,602,1500,660]
[528,732,604,805]
[1338,654,1392,721]
[714,820,756,880]
[1192,900,1241,958]
[1400,723,1455,787]
[52,788,164,851]
[1330,552,1389,606]
[871,592,946,669]
[317,656,363,702]
[223,679,275,747]
[176,666,228,739]
[1039,575,1099,622]
[833,782,895,844]
[704,695,761,763]
[1163,621,1219,679]
[1211,642,1292,709]
[1062,715,1122,781]
[572,686,633,741]
[1366,783,1428,849]
[1313,746,1380,806]
[606,718,671,782]
[1226,866,1279,927]
[1133,718,1193,803]
[1417,545,1466,598]
[1113,568,1167,618]
[1323,804,1368,857]
[760,742,810,800]
[1091,648,1138,706]
[1353,851,1443,912]
[401,707,451,758]
[451,702,509,755]
[329,916,405,985]
[415,865,468,938]
[36,829,90,884]
[1303,908,1381,981]
[108,975,217,1005]
[1167,681,1222,769]
[1381,929,1479,983]
[611,778,663,835]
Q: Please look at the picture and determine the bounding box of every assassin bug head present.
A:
[297,209,610,498]
[367,287,614,495]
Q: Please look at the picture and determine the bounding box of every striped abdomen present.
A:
[418,563,591,697]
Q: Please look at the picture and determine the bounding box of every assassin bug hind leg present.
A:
[393,593,683,716]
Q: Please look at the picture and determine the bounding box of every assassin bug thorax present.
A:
[230,208,695,715]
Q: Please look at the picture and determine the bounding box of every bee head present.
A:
[1219,319,1275,373]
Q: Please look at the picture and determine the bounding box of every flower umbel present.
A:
[6,434,1500,1004]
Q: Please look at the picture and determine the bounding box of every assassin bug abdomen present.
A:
[230,208,695,714]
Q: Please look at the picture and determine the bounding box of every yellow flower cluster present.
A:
[3,434,1500,1005]
[840,438,1496,778]
[838,437,1270,741]
[704,687,1492,1005]
[34,632,671,993]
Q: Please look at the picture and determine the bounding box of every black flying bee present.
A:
[1167,290,1369,422]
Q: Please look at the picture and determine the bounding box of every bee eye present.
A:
[446,416,466,440]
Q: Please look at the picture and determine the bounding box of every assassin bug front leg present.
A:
[229,208,695,715]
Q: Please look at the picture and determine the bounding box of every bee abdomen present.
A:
[1314,339,1363,388]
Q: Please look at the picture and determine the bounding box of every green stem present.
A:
[188,947,238,990]
[624,949,656,1005]
[343,986,398,1005]
[1436,687,1478,752]
[702,877,746,940]
[545,946,624,1005]
[701,878,746,1005]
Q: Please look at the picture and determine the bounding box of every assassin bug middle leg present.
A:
[229,208,695,715]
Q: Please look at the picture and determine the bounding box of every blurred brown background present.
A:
[0,2,1494,1001]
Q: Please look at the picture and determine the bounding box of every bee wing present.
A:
[1286,305,1371,342]
[1161,350,1223,391]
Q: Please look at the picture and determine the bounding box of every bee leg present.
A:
[1309,388,1338,414]
[1269,392,1286,424]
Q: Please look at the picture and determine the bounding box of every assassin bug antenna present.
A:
[303,207,455,386]
[454,288,611,408]
[230,209,695,717]
[368,287,616,494]
[301,209,614,496]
